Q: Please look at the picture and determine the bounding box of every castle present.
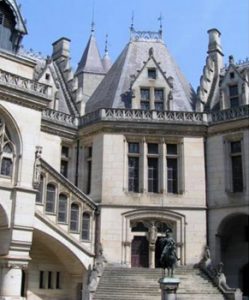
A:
[0,1,248,299]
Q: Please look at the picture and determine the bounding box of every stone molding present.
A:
[0,68,52,99]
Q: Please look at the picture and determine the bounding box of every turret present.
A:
[0,0,27,52]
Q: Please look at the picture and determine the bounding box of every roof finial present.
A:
[91,0,95,35]
[105,34,109,54]
[130,11,135,32]
[158,13,163,37]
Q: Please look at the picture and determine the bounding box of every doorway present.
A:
[131,236,149,267]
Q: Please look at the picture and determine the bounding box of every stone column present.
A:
[0,262,25,299]
[149,244,156,268]
[158,277,180,300]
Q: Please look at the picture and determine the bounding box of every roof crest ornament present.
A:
[158,13,163,36]
[104,34,109,54]
[91,0,95,35]
[130,30,163,42]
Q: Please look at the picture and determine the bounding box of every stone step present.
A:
[93,266,225,300]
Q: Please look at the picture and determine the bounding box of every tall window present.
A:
[167,144,178,194]
[148,143,159,193]
[230,141,243,192]
[58,194,68,223]
[60,146,69,178]
[140,88,150,110]
[45,184,56,213]
[86,146,92,194]
[128,142,140,192]
[154,89,164,111]
[0,118,15,177]
[82,212,91,240]
[229,85,239,108]
[70,203,79,232]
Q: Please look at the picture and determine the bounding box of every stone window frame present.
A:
[39,270,62,290]
[57,192,69,224]
[45,182,58,214]
[0,117,17,181]
[124,137,184,195]
[69,202,81,233]
[81,211,92,241]
[223,133,245,194]
[139,86,166,111]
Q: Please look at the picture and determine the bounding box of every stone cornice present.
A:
[0,85,51,111]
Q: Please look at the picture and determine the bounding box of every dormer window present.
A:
[148,68,157,79]
[45,73,50,81]
[154,89,164,111]
[229,85,239,108]
[140,88,150,110]
[230,72,235,79]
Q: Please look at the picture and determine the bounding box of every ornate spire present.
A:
[130,11,135,32]
[102,34,112,72]
[158,13,163,37]
[104,34,109,55]
[91,0,95,35]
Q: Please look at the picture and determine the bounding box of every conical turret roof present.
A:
[76,31,105,75]
[85,30,197,113]
[3,0,27,34]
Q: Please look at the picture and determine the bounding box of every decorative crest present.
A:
[158,13,163,34]
[130,11,135,32]
[91,0,95,34]
[105,34,109,54]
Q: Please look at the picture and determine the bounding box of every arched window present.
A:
[45,183,56,213]
[0,118,16,178]
[58,194,68,223]
[36,174,44,203]
[82,212,91,240]
[70,203,79,232]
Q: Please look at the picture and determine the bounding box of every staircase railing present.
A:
[197,247,243,300]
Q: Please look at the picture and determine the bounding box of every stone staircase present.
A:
[93,265,225,300]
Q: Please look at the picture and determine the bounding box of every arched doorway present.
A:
[122,209,186,267]
[217,214,248,294]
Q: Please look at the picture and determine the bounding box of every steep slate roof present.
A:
[86,32,197,113]
[76,33,105,75]
[4,0,27,34]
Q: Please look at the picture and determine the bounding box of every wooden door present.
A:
[131,236,149,267]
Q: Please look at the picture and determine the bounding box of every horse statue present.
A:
[160,228,180,277]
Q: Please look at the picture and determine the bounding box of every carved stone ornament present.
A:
[33,146,42,189]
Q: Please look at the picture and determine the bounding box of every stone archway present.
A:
[217,213,248,294]
[122,209,186,268]
[27,229,88,300]
[0,203,10,255]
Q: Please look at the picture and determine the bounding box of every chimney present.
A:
[52,37,71,61]
[207,28,223,56]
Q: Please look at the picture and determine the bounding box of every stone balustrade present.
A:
[42,108,78,127]
[209,105,249,124]
[0,68,52,98]
[42,105,249,128]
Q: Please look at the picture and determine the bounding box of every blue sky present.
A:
[20,0,248,89]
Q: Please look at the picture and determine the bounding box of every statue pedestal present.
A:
[158,277,180,300]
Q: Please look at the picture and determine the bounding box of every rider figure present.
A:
[160,228,180,264]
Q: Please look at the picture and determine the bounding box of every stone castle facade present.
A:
[0,1,248,299]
